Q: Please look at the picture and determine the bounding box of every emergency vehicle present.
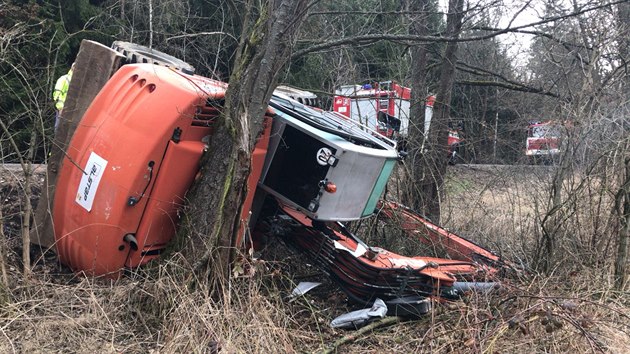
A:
[332,82,462,160]
[526,121,561,161]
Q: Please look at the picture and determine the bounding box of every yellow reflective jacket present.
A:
[53,68,73,111]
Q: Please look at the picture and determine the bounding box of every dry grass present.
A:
[0,164,628,353]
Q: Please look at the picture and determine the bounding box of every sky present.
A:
[439,0,546,69]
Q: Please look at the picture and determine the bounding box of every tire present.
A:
[111,41,195,75]
[448,143,460,165]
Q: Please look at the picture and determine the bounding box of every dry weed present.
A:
[0,164,628,353]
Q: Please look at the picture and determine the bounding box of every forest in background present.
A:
[1,0,629,352]
[5,0,623,164]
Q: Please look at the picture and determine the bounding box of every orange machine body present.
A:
[53,64,270,277]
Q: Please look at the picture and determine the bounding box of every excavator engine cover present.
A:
[53,64,230,277]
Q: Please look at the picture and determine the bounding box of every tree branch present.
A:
[457,78,560,98]
[320,316,404,354]
[292,0,628,59]
[455,62,561,98]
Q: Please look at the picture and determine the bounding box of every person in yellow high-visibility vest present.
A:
[52,63,74,131]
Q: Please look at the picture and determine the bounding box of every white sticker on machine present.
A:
[76,151,108,212]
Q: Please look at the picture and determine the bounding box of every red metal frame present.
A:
[376,200,516,276]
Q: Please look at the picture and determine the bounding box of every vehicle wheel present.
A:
[448,151,457,165]
[111,41,195,75]
[448,143,460,165]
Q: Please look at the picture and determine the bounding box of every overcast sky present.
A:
[436,0,543,68]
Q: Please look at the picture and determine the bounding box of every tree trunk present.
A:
[614,0,630,291]
[21,129,37,278]
[615,155,630,290]
[411,0,465,220]
[180,0,309,288]
[0,207,8,287]
[403,0,430,211]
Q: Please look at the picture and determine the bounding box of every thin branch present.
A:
[166,31,237,42]
[292,0,629,59]
[455,62,561,98]
[319,316,404,354]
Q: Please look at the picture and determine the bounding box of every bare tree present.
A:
[0,36,48,278]
[402,0,431,212]
[179,0,311,286]
[527,0,628,272]
[614,0,630,290]
[404,0,466,221]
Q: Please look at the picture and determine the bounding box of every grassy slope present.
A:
[0,164,628,353]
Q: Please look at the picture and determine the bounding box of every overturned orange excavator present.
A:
[53,42,516,317]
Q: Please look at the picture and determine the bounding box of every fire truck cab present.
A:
[332,82,462,161]
[526,121,561,162]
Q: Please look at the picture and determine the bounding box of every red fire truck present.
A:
[332,81,461,160]
[526,121,561,162]
[332,81,411,139]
